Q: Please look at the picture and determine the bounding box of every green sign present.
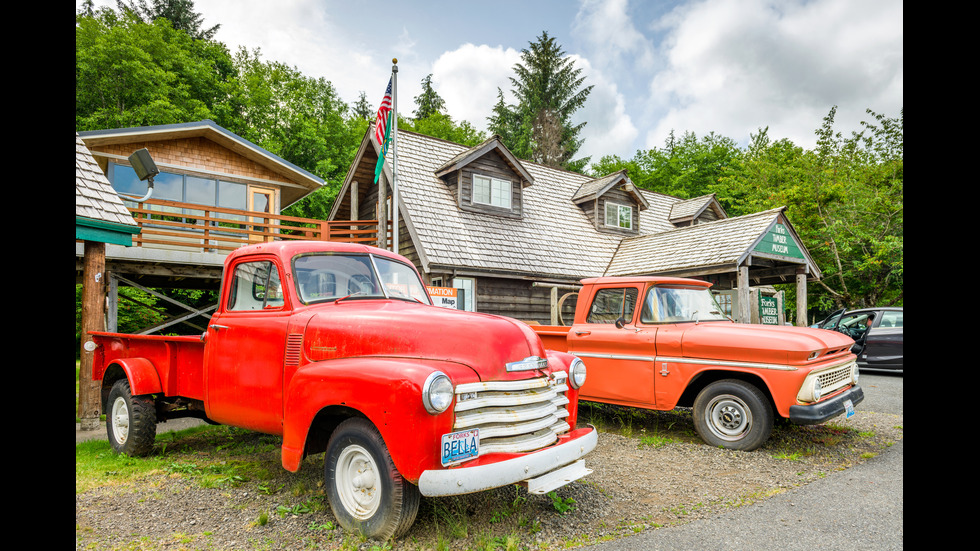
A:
[759,296,780,325]
[753,223,805,260]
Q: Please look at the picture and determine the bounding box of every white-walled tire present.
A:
[324,418,420,540]
[105,378,157,457]
[693,379,773,451]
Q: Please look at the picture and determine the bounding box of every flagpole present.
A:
[390,58,399,253]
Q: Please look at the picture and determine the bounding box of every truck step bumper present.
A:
[417,426,597,497]
[526,459,592,494]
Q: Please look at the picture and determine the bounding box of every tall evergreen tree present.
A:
[490,31,593,170]
[413,74,446,120]
[351,91,373,120]
[115,0,219,40]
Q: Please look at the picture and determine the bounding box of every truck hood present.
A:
[302,300,548,381]
[660,322,856,365]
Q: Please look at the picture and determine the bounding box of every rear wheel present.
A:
[324,418,420,540]
[106,378,157,456]
[693,379,773,451]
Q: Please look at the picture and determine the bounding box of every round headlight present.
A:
[852,362,860,384]
[812,377,823,402]
[422,371,454,414]
[569,358,587,389]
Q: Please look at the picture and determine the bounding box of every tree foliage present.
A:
[413,74,446,120]
[75,5,901,319]
[115,0,220,40]
[489,31,593,171]
[591,107,903,316]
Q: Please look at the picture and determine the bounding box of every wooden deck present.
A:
[124,198,386,253]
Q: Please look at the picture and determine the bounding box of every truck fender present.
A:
[279,357,462,478]
[105,357,163,396]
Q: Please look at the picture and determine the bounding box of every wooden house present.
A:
[76,120,380,333]
[330,130,821,326]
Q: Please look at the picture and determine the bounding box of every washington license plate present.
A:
[844,399,855,418]
[441,428,479,466]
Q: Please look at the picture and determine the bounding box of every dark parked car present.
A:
[816,307,903,372]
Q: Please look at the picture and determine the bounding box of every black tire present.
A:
[105,378,157,457]
[324,418,420,540]
[693,379,773,451]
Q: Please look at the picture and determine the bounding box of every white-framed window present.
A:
[472,174,512,209]
[604,202,633,230]
[452,277,476,312]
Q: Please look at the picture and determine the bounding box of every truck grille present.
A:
[817,361,857,396]
[453,372,570,455]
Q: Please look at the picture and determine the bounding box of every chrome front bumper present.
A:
[417,426,597,497]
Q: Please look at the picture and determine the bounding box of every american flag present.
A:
[374,78,393,150]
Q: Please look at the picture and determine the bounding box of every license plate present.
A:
[441,428,479,466]
[844,399,855,418]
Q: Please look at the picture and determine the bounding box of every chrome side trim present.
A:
[574,352,800,372]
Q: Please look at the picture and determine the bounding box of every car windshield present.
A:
[293,253,431,305]
[640,285,729,323]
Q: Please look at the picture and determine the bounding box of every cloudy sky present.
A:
[79,0,903,163]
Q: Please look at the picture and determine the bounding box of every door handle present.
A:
[209,324,229,331]
[574,330,591,336]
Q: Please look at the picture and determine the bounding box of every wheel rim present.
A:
[110,396,130,445]
[335,444,381,520]
[705,394,752,441]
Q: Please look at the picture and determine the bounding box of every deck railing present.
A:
[125,198,386,253]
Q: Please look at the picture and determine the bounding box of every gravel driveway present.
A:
[75,374,903,550]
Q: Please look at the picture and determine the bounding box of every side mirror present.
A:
[615,317,626,329]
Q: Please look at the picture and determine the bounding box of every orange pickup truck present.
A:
[532,276,863,450]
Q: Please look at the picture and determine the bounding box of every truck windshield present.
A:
[293,253,431,305]
[640,285,729,323]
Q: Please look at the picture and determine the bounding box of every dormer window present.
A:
[604,202,633,230]
[473,174,512,209]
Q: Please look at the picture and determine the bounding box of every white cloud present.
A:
[430,43,522,129]
[644,0,903,148]
[571,55,639,164]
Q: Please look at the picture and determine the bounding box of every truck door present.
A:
[566,285,658,407]
[204,256,291,434]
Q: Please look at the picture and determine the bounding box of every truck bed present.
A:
[531,325,571,353]
[90,332,207,400]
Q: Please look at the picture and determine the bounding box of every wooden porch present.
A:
[125,197,386,252]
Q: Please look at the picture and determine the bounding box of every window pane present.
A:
[473,175,491,204]
[218,181,247,210]
[453,277,475,311]
[227,261,284,311]
[587,288,638,323]
[492,178,511,208]
[619,205,632,229]
[604,203,617,226]
[185,176,217,206]
[293,254,383,304]
[111,163,146,197]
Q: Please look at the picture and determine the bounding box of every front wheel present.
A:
[324,418,420,540]
[693,379,773,451]
[105,378,157,456]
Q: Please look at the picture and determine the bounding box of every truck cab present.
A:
[533,276,862,451]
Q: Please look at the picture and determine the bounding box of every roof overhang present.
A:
[78,120,325,206]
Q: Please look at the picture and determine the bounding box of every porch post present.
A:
[78,241,106,430]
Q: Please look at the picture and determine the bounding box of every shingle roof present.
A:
[606,208,785,276]
[393,132,624,279]
[360,130,809,281]
[75,133,138,227]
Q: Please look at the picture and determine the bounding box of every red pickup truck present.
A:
[86,241,595,540]
[532,276,862,451]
